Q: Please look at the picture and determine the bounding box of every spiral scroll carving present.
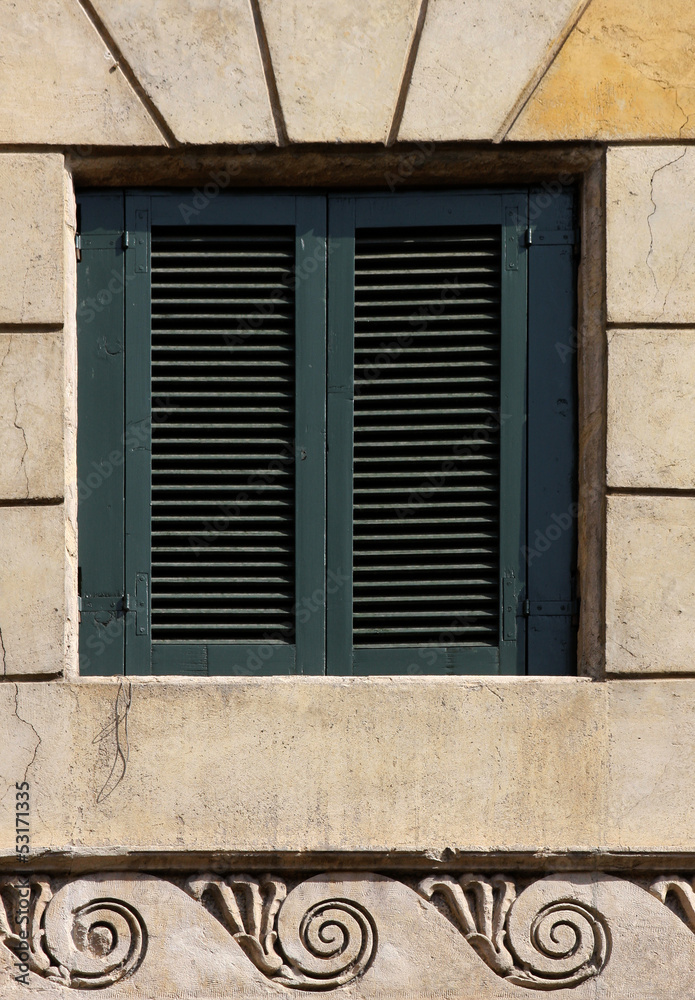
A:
[505,892,610,990]
[275,888,377,989]
[44,896,147,988]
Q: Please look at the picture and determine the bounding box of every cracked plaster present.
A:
[510,0,695,140]
[0,333,64,501]
[607,145,695,324]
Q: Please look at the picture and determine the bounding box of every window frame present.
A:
[76,185,577,678]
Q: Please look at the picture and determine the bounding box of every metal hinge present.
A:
[75,233,82,262]
[525,228,578,247]
[523,600,578,617]
[79,573,150,634]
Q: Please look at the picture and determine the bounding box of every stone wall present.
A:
[1,2,695,998]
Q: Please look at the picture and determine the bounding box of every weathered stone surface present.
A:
[606,146,695,324]
[0,506,65,677]
[606,496,695,673]
[607,329,695,488]
[0,678,609,855]
[0,0,163,145]
[4,870,695,999]
[259,0,421,142]
[0,333,64,500]
[510,0,695,140]
[0,155,66,326]
[399,0,580,141]
[90,0,276,144]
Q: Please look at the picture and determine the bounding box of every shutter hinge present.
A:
[75,233,82,262]
[79,574,150,634]
[523,600,578,617]
[525,228,578,247]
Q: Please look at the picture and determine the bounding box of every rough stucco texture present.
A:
[0,155,66,326]
[607,145,695,324]
[0,333,64,501]
[90,0,277,144]
[0,506,66,677]
[510,0,695,140]
[606,496,695,674]
[0,677,694,858]
[608,328,695,489]
[400,0,581,141]
[0,0,162,145]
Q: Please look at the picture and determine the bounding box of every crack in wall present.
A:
[94,682,132,803]
[12,383,29,499]
[646,149,689,313]
[13,684,42,784]
[0,627,6,676]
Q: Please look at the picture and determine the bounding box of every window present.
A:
[76,188,577,677]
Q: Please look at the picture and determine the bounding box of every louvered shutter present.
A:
[79,193,326,676]
[327,194,528,675]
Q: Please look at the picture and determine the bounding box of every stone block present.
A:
[607,145,695,324]
[399,0,579,141]
[510,0,695,141]
[0,505,65,676]
[259,0,421,142]
[0,0,163,145]
[91,0,276,144]
[0,155,66,326]
[608,328,695,488]
[0,333,64,500]
[606,495,695,673]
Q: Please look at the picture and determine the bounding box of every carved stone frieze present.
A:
[1,871,695,998]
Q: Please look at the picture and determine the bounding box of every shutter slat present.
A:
[352,226,501,648]
[150,226,296,644]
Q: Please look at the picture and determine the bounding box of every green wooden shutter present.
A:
[77,193,127,677]
[78,193,326,676]
[326,192,528,675]
[78,187,575,678]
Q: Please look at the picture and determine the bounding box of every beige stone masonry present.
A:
[509,0,695,141]
[608,328,695,489]
[0,0,163,146]
[0,676,695,856]
[90,0,277,145]
[606,495,695,674]
[399,0,581,141]
[607,146,695,324]
[0,506,65,677]
[259,0,421,143]
[0,155,66,326]
[0,333,64,500]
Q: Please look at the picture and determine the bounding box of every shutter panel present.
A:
[352,226,502,647]
[326,193,528,675]
[121,193,326,675]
